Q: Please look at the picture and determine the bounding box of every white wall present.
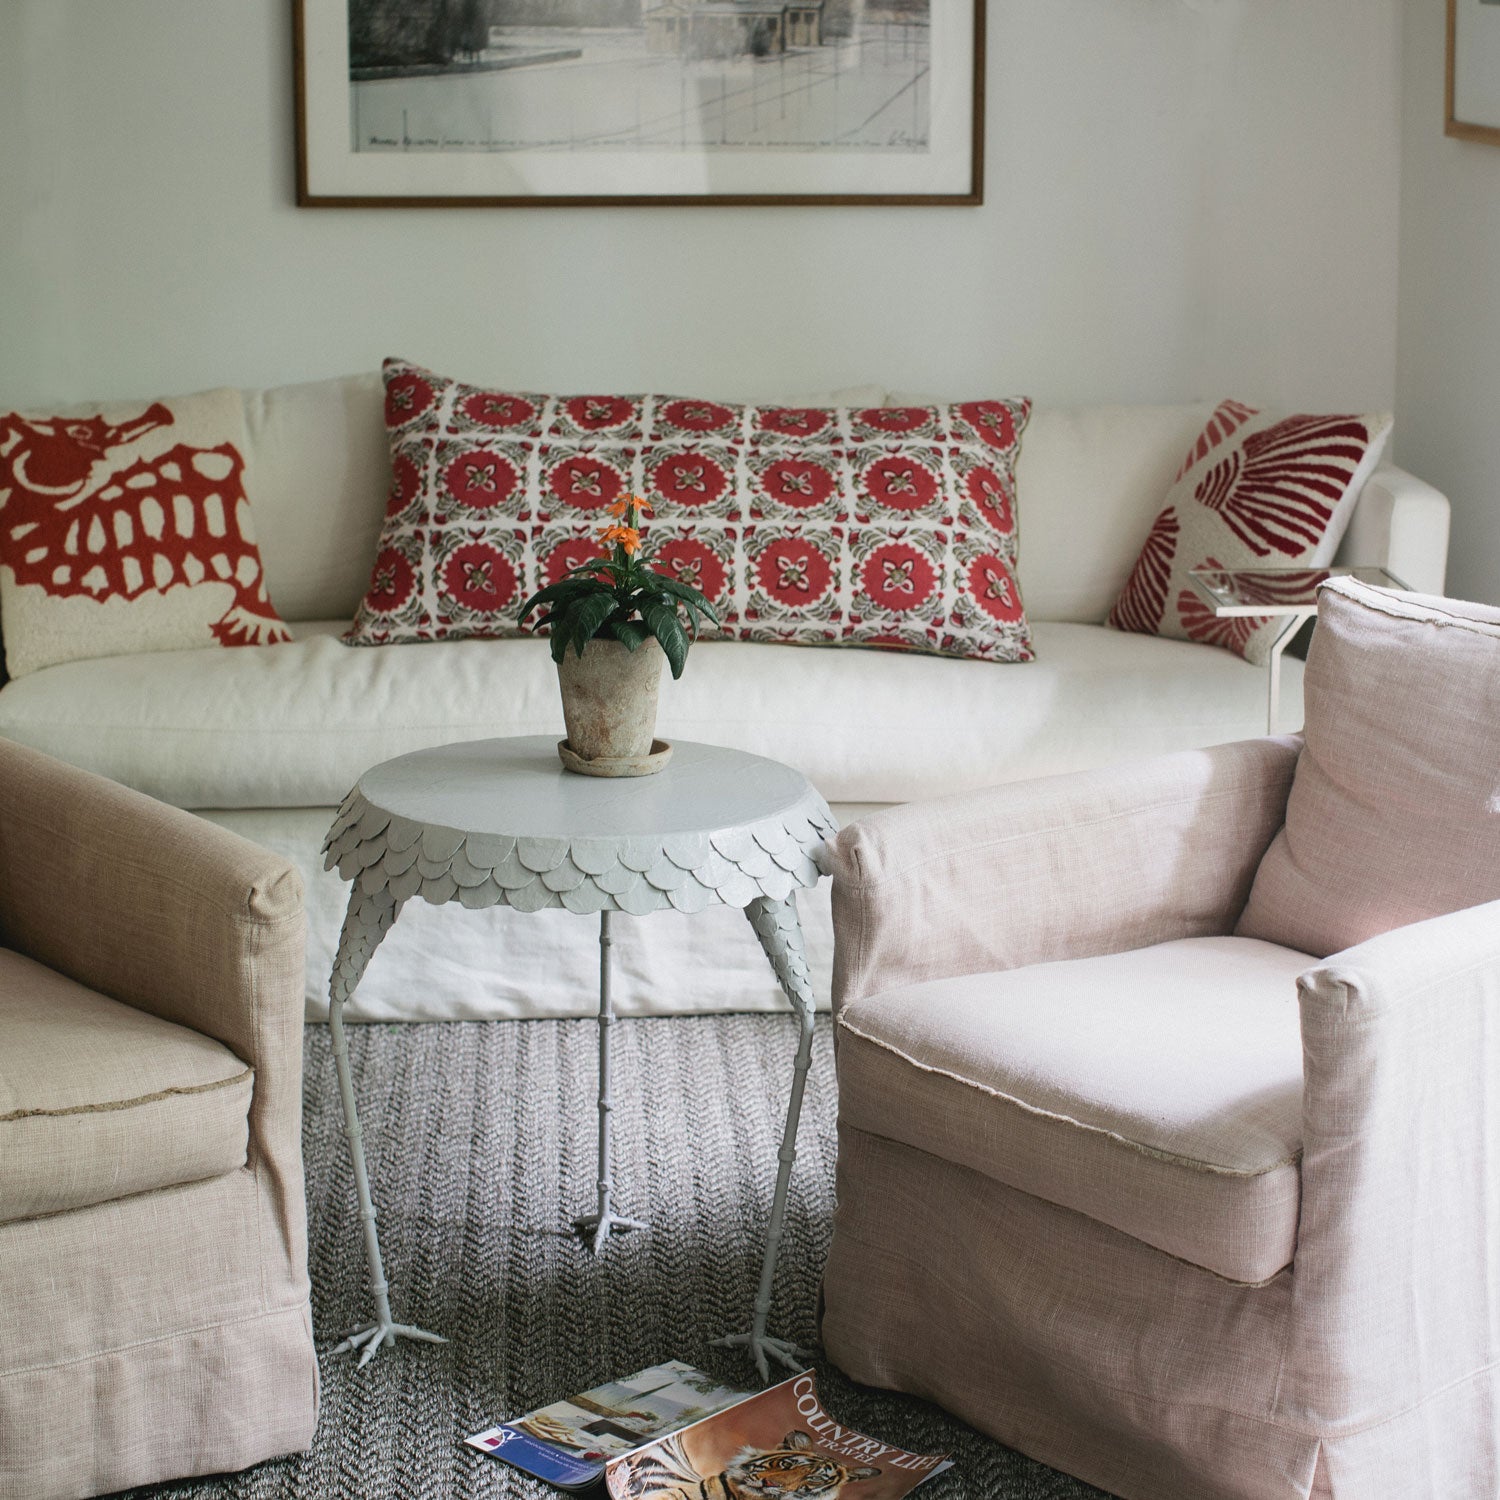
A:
[0,1,1400,414]
[1395,0,1500,604]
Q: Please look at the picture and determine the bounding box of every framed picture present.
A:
[1447,0,1500,144]
[294,0,983,206]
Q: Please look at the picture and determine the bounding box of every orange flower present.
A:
[599,522,641,554]
[607,494,655,519]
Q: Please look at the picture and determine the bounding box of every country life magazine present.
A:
[605,1370,951,1498]
[467,1362,951,1495]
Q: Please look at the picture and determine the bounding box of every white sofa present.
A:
[0,373,1450,1021]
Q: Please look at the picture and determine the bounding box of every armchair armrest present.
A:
[1289,898,1500,1418]
[1334,463,1450,595]
[0,737,304,1076]
[831,735,1300,1008]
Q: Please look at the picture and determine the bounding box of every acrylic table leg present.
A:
[326,883,446,1366]
[713,895,818,1383]
[1266,611,1312,735]
[574,908,648,1254]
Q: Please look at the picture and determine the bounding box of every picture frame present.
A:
[294,0,983,207]
[1446,0,1500,145]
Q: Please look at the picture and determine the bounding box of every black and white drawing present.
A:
[296,0,981,204]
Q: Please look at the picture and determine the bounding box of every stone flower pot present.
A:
[556,636,670,776]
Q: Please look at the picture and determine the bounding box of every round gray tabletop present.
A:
[323,737,838,918]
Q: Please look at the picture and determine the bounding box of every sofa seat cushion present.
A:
[835,936,1313,1283]
[0,948,253,1223]
[0,620,1301,810]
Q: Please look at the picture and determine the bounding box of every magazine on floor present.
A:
[468,1363,950,1496]
[465,1360,753,1490]
[605,1371,951,1499]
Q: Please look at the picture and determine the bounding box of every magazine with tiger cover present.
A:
[465,1360,753,1490]
[604,1371,952,1499]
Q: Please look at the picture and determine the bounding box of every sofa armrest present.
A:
[830,736,1300,1008]
[1290,899,1500,1416]
[1334,464,1450,595]
[0,737,304,1072]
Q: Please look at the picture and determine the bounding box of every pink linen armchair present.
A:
[821,579,1500,1500]
[0,739,318,1499]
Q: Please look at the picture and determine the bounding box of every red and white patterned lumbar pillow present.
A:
[1107,401,1393,663]
[345,358,1034,663]
[0,387,291,678]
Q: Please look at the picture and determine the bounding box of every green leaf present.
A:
[568,591,619,660]
[518,579,599,622]
[646,572,721,627]
[644,589,701,638]
[611,620,649,652]
[644,602,690,679]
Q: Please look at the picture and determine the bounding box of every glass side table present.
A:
[1186,565,1407,733]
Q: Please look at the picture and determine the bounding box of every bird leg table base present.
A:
[326,880,820,1381]
[325,887,447,1364]
[573,910,652,1254]
[711,895,820,1381]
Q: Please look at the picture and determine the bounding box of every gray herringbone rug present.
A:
[127,1017,1110,1500]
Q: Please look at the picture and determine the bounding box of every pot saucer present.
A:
[557,738,674,778]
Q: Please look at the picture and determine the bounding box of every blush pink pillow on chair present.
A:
[1236,576,1500,957]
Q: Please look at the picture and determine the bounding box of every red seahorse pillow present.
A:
[0,387,290,678]
[1107,401,1392,664]
[346,357,1034,664]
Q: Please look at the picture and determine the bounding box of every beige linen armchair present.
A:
[822,579,1500,1500]
[0,739,318,1499]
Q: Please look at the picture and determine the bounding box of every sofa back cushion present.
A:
[1237,577,1500,956]
[891,393,1215,623]
[242,372,392,623]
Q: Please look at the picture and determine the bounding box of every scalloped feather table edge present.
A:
[319,737,838,1382]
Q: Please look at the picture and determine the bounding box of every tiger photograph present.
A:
[605,1372,949,1500]
[616,1427,881,1499]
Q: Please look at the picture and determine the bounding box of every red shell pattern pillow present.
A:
[1107,400,1393,664]
[0,387,291,678]
[345,359,1033,663]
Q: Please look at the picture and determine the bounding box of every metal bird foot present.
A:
[712,1329,812,1385]
[331,1319,447,1368]
[573,1208,650,1256]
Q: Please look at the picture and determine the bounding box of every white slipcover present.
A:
[0,372,1450,1019]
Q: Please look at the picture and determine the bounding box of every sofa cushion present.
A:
[836,936,1313,1282]
[1107,401,1392,663]
[0,619,1302,809]
[0,948,253,1223]
[1238,578,1500,956]
[0,387,292,679]
[345,358,1035,664]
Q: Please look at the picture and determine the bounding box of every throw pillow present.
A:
[0,387,291,678]
[1107,401,1393,664]
[1236,577,1500,957]
[345,358,1034,663]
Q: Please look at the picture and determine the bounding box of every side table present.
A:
[1186,564,1407,732]
[320,737,838,1381]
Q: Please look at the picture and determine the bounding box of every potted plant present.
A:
[517,496,720,776]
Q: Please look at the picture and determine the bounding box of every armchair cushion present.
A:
[1238,578,1500,956]
[836,935,1313,1283]
[0,948,252,1224]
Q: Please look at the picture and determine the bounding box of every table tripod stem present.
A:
[596,909,615,1228]
[576,908,647,1253]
